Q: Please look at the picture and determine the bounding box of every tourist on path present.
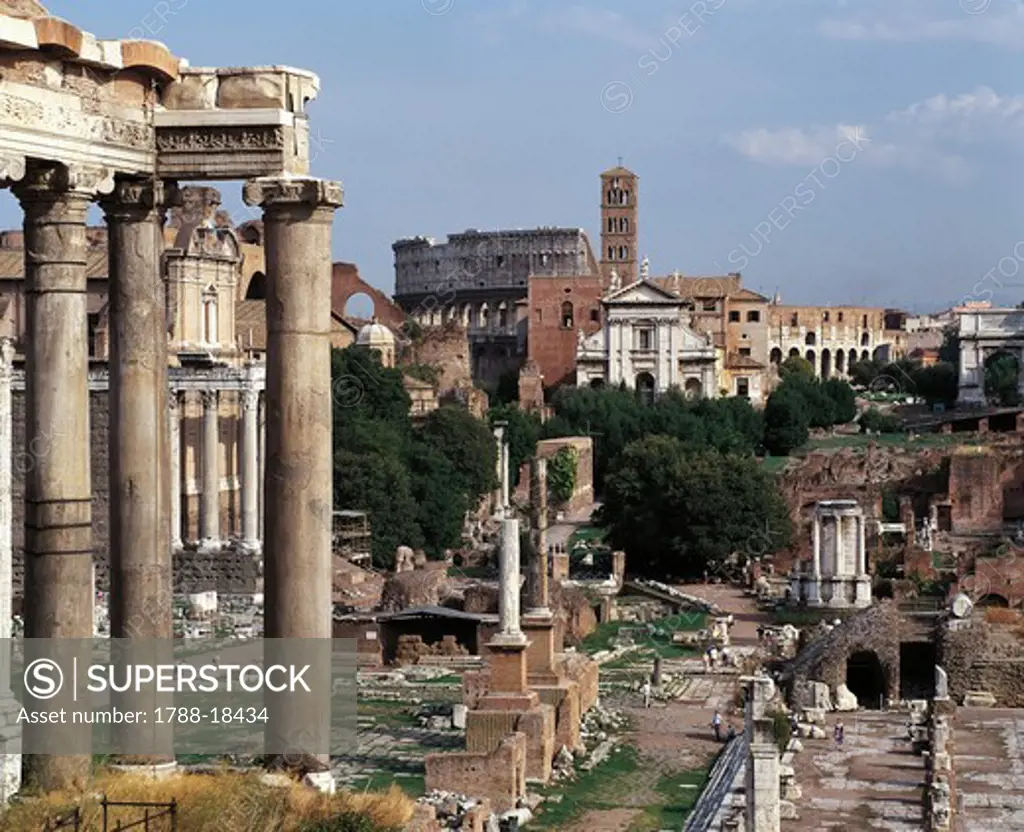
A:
[641,679,652,709]
[712,709,722,741]
[834,719,845,746]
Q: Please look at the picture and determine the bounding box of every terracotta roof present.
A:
[653,274,742,299]
[601,165,637,177]
[0,247,109,279]
[728,287,770,302]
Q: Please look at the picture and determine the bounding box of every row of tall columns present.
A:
[0,164,342,788]
[167,387,264,553]
[811,513,867,577]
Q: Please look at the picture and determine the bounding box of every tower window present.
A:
[561,301,574,329]
[747,310,760,323]
[621,218,630,233]
[823,311,830,322]
[608,218,615,233]
[619,246,627,259]
[590,308,600,323]
[790,313,799,327]
[607,246,615,260]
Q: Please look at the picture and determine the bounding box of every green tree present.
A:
[985,351,1020,406]
[406,440,469,559]
[910,362,958,406]
[938,326,959,365]
[763,387,810,455]
[821,378,857,424]
[599,436,793,579]
[548,446,579,504]
[859,407,901,434]
[779,355,814,380]
[848,359,881,388]
[418,405,497,505]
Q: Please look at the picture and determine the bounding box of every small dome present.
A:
[357,317,395,349]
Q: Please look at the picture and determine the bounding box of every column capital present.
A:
[167,389,180,413]
[241,388,260,412]
[200,389,219,409]
[0,154,26,186]
[242,176,343,213]
[13,160,116,205]
[100,177,181,221]
[0,339,14,376]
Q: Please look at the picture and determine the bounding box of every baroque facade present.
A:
[575,279,717,399]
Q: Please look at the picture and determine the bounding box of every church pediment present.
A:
[604,279,681,306]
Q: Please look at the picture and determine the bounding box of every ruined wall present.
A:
[536,437,594,515]
[424,732,526,814]
[331,262,407,329]
[939,618,1024,707]
[400,321,473,395]
[949,448,1003,533]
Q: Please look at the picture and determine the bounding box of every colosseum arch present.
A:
[330,262,407,329]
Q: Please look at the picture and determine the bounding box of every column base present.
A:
[198,538,221,554]
[239,539,262,554]
[854,575,873,607]
[171,538,184,551]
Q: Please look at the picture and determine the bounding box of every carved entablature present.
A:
[162,66,320,115]
[242,176,343,210]
[154,111,310,180]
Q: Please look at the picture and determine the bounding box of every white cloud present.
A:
[888,86,1024,134]
[724,125,871,166]
[724,120,972,185]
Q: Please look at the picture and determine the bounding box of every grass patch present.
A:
[4,772,413,832]
[569,525,607,550]
[805,432,964,450]
[580,615,706,657]
[357,699,420,728]
[346,773,426,799]
[533,744,640,829]
[629,767,710,831]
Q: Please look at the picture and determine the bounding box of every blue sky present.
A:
[4,0,1024,312]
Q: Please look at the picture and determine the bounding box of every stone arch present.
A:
[635,372,655,406]
[789,347,800,359]
[848,349,859,370]
[805,349,816,373]
[805,332,816,346]
[976,592,1010,608]
[684,377,703,399]
[860,349,869,362]
[244,271,266,300]
[344,291,375,319]
[590,378,605,390]
[835,349,846,375]
[861,332,870,347]
[821,348,832,379]
[561,300,574,329]
[770,347,783,366]
[331,262,407,330]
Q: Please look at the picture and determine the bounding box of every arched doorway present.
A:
[846,650,887,709]
[835,349,846,375]
[590,378,605,390]
[788,347,800,359]
[976,593,1010,608]
[821,349,832,379]
[860,349,870,362]
[635,372,655,406]
[900,642,936,700]
[805,350,816,374]
[848,349,859,371]
[684,377,703,399]
[805,332,816,346]
[344,292,375,320]
[770,347,783,366]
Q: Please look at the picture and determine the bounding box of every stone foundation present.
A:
[424,732,527,814]
[465,706,554,784]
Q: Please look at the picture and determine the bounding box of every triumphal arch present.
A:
[0,0,341,791]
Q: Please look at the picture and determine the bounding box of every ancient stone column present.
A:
[744,674,781,832]
[834,516,844,575]
[492,422,506,517]
[0,338,20,802]
[15,161,112,790]
[857,514,867,575]
[529,457,549,612]
[169,391,182,549]
[501,434,511,512]
[257,393,266,542]
[103,178,173,639]
[811,515,821,578]
[497,518,524,641]
[244,176,342,765]
[199,389,220,552]
[240,388,260,552]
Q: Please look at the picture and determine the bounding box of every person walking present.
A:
[641,678,652,709]
[834,719,845,746]
[712,709,722,742]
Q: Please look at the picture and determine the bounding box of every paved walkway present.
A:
[954,707,1024,830]
[789,710,925,830]
[547,502,600,550]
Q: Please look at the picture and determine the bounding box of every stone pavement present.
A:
[788,710,925,830]
[332,721,462,788]
[954,707,1024,830]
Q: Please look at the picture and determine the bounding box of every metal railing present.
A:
[101,798,177,831]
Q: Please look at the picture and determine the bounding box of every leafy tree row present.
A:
[331,347,496,567]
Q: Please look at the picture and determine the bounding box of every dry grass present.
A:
[0,770,414,832]
[985,607,1021,625]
